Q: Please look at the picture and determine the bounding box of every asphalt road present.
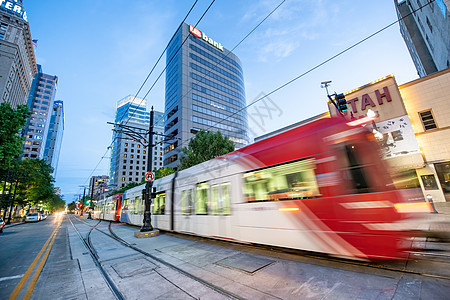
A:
[0,215,62,299]
[2,214,450,299]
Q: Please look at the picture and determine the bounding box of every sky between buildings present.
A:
[24,0,419,202]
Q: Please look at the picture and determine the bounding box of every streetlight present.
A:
[141,107,154,232]
[108,106,179,234]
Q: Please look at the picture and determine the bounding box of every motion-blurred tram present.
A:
[96,117,433,260]
[93,193,123,222]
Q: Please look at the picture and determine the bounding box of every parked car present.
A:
[41,214,47,220]
[0,218,4,233]
[26,213,41,222]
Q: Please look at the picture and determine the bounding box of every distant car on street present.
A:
[0,217,4,233]
[25,213,41,222]
[41,214,47,220]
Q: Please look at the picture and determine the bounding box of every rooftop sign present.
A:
[189,25,224,52]
[0,0,27,21]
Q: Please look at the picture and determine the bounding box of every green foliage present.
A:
[0,103,31,170]
[5,158,57,211]
[18,158,54,206]
[155,167,176,179]
[180,130,234,170]
[46,194,66,212]
[67,201,76,212]
[140,167,176,184]
[108,182,141,196]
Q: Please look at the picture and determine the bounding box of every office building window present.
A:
[419,110,437,131]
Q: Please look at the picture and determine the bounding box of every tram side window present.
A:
[244,159,320,202]
[341,143,370,194]
[196,183,209,215]
[132,196,142,214]
[122,198,129,210]
[138,197,144,214]
[181,189,193,215]
[211,183,231,215]
[129,198,136,214]
[153,193,166,215]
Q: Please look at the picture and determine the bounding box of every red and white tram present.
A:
[103,117,432,260]
[94,193,123,222]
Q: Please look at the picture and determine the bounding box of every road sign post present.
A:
[140,108,154,233]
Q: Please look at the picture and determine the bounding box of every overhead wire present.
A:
[83,0,433,186]
[122,0,217,128]
[117,0,199,127]
[176,0,435,148]
[80,0,213,186]
[155,0,288,151]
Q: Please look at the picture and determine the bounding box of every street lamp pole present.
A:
[140,106,154,232]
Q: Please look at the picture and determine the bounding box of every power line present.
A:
[123,0,217,128]
[181,0,435,145]
[80,0,216,186]
[115,0,199,127]
[159,0,288,151]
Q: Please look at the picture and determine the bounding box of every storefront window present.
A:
[391,170,421,189]
[435,162,450,199]
[421,175,439,190]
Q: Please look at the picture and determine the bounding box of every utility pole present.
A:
[80,186,86,216]
[140,107,154,232]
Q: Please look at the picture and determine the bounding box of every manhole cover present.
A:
[216,253,274,273]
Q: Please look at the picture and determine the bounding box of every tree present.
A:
[20,158,55,206]
[0,103,31,170]
[180,130,234,170]
[108,182,141,196]
[67,201,76,213]
[46,194,66,213]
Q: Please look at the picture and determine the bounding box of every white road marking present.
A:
[0,274,24,282]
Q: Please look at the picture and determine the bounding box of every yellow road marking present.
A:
[9,221,62,300]
[23,223,61,299]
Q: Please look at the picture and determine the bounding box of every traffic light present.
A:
[335,93,348,112]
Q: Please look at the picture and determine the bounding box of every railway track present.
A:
[68,217,126,300]
[71,215,450,300]
[70,216,243,300]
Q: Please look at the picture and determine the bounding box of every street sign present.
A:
[145,172,155,182]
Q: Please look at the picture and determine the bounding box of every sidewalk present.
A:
[435,201,450,216]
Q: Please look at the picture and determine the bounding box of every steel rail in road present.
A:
[73,217,245,300]
[68,217,126,300]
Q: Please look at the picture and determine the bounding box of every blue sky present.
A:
[24,0,418,202]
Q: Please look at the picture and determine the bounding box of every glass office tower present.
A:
[395,0,450,77]
[23,65,58,160]
[163,22,248,169]
[109,96,164,188]
[43,100,64,178]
